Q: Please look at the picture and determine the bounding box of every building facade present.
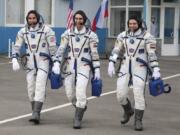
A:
[109,0,180,56]
[0,0,180,56]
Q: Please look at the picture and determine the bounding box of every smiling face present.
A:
[27,13,38,28]
[128,19,139,32]
[74,14,84,30]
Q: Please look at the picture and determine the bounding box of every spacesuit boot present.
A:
[29,101,43,124]
[134,109,144,131]
[73,107,86,129]
[29,101,35,122]
[121,99,134,124]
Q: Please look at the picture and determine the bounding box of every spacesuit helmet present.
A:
[26,10,40,27]
[73,10,87,26]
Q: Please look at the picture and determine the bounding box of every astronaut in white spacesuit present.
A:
[108,16,161,131]
[12,10,57,124]
[52,10,101,129]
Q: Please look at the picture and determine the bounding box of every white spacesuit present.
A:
[108,17,160,131]
[52,10,100,129]
[12,10,57,124]
[56,26,100,106]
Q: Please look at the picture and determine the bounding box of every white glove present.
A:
[94,68,101,80]
[108,61,115,77]
[52,61,60,74]
[152,67,161,80]
[12,58,20,71]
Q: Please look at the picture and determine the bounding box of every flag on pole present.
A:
[91,0,108,31]
[67,0,74,29]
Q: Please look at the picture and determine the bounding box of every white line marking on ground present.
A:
[0,73,180,124]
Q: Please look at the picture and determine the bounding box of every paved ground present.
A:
[0,56,180,135]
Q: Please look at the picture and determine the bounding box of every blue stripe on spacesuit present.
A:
[74,58,77,86]
[128,59,133,86]
[33,54,38,73]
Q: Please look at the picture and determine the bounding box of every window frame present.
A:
[109,0,144,37]
[5,0,55,27]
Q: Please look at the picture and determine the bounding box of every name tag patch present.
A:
[84,48,89,52]
[129,48,134,53]
[74,48,80,52]
[138,49,144,54]
[31,44,37,49]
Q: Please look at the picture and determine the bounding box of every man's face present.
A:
[128,19,139,32]
[74,14,84,29]
[27,13,38,28]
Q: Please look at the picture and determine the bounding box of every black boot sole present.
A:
[135,128,143,131]
[73,126,81,129]
[29,119,40,124]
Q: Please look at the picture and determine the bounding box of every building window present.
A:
[110,0,143,37]
[129,0,144,5]
[6,0,25,24]
[164,8,175,44]
[110,8,126,36]
[152,0,161,5]
[129,7,143,18]
[150,8,160,38]
[35,0,52,24]
[111,0,126,6]
[164,0,180,3]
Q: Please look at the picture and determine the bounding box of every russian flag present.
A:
[91,0,108,31]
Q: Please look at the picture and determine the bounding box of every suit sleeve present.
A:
[55,30,69,63]
[12,29,24,58]
[45,26,57,61]
[109,33,125,63]
[89,32,100,69]
[145,33,159,69]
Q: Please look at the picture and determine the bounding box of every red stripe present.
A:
[91,19,97,31]
[67,14,73,28]
[104,9,108,17]
[67,14,73,23]
[67,10,72,19]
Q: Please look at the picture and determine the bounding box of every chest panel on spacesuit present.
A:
[23,26,46,53]
[123,32,146,57]
[69,33,90,58]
